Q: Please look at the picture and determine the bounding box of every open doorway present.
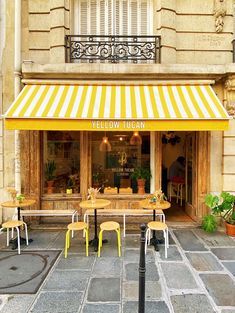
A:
[161,131,196,222]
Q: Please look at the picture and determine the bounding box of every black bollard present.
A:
[138,224,146,313]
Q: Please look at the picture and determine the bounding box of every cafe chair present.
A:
[145,221,169,258]
[0,220,29,255]
[98,221,121,257]
[169,181,184,206]
[64,221,89,258]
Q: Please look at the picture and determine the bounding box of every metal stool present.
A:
[145,221,169,258]
[64,222,89,258]
[98,221,121,257]
[0,220,29,254]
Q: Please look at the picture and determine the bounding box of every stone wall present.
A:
[24,0,234,65]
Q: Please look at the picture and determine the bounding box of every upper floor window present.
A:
[73,0,153,35]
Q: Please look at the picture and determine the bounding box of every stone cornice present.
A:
[21,62,235,81]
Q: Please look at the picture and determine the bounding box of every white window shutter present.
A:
[100,0,106,35]
[74,0,152,36]
[130,0,138,35]
[80,0,88,34]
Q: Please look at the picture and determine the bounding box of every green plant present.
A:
[203,192,235,232]
[130,167,152,181]
[16,194,25,203]
[202,214,217,233]
[45,160,56,181]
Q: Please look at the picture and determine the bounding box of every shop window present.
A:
[91,131,150,193]
[43,131,80,194]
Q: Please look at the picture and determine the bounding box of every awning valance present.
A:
[4,84,230,131]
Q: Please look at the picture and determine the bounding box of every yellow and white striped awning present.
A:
[4,84,230,131]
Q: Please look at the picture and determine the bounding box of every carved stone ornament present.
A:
[227,103,235,117]
[214,1,226,33]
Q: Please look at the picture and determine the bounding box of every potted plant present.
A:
[45,160,56,193]
[131,167,151,194]
[202,192,235,236]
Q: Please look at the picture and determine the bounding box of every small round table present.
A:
[79,199,111,252]
[139,199,171,251]
[1,199,36,249]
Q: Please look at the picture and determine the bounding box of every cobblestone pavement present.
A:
[0,228,234,313]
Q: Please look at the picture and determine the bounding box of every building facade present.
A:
[0,0,235,224]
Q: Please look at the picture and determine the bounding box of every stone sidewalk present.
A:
[0,228,234,313]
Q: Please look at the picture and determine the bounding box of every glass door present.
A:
[185,132,196,218]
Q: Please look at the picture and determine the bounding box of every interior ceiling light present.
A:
[99,136,112,152]
[130,131,142,145]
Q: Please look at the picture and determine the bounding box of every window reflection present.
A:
[91,132,150,193]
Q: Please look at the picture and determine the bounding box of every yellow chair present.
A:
[64,222,89,258]
[145,221,169,258]
[0,220,29,255]
[98,221,121,257]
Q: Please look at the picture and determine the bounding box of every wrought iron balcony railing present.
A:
[65,35,161,63]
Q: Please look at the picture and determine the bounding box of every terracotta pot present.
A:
[47,181,54,194]
[137,179,146,194]
[225,222,235,237]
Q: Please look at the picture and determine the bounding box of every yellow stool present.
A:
[145,221,169,258]
[0,220,29,255]
[64,222,89,258]
[98,221,121,257]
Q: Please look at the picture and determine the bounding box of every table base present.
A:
[89,238,108,252]
[9,237,33,250]
[150,236,164,252]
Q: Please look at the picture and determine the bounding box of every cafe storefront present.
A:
[4,82,230,223]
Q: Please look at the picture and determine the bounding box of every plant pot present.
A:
[225,222,235,237]
[137,179,146,194]
[47,180,54,194]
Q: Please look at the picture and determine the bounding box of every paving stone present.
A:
[124,262,159,281]
[81,303,121,313]
[42,270,89,291]
[0,295,34,313]
[123,301,170,313]
[124,249,154,263]
[92,257,121,277]
[23,231,60,250]
[29,291,82,313]
[87,278,120,302]
[221,310,235,313]
[194,229,235,247]
[211,248,235,260]
[161,263,198,289]
[222,262,235,276]
[158,246,182,261]
[173,230,207,251]
[170,294,216,313]
[185,252,223,271]
[123,281,162,300]
[155,231,175,245]
[56,254,95,270]
[124,236,140,249]
[200,273,235,306]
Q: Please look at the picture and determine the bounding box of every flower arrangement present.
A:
[87,187,100,201]
[6,187,17,202]
[148,189,167,204]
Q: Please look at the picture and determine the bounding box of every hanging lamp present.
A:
[130,131,142,145]
[99,135,112,152]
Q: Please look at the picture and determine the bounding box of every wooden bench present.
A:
[83,209,165,237]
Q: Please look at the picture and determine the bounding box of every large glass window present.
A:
[43,131,80,194]
[91,131,150,193]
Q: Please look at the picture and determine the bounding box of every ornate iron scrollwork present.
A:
[65,35,161,63]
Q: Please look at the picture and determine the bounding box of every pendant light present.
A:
[99,135,112,152]
[130,131,142,145]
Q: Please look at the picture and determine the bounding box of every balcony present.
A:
[65,35,161,64]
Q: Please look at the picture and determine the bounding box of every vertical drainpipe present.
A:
[14,0,21,193]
